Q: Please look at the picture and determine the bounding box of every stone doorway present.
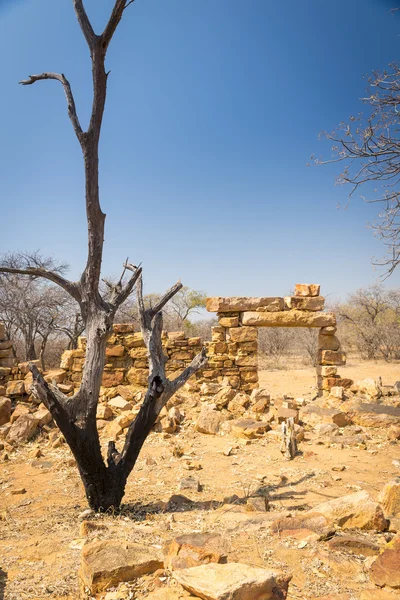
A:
[205,284,348,396]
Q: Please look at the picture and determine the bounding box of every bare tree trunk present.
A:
[0,0,208,512]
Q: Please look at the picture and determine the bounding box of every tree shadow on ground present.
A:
[0,568,7,600]
[118,472,318,520]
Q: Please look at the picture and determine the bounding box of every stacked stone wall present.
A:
[0,323,15,395]
[0,283,348,399]
[60,324,204,390]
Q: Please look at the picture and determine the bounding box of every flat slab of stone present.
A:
[313,490,387,531]
[79,540,163,594]
[164,532,226,570]
[172,562,290,600]
[241,310,336,328]
[370,536,400,589]
[299,405,350,428]
[341,401,400,428]
[206,297,284,313]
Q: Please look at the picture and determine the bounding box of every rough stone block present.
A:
[285,296,325,311]
[206,297,284,313]
[228,327,257,343]
[318,350,346,366]
[242,310,336,328]
[294,283,321,297]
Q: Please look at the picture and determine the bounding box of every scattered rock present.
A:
[107,396,133,411]
[327,534,380,556]
[379,480,400,517]
[164,532,226,570]
[172,562,291,600]
[79,540,164,595]
[370,535,400,589]
[299,405,351,428]
[231,418,270,439]
[0,397,11,426]
[356,378,382,399]
[179,476,201,492]
[196,405,223,435]
[11,487,27,495]
[7,414,39,444]
[313,490,387,531]
[213,387,235,409]
[246,496,269,512]
[271,511,334,540]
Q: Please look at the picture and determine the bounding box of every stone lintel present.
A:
[206,297,284,313]
[241,310,336,328]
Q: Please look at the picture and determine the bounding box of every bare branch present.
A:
[102,0,130,53]
[149,281,183,319]
[0,265,81,303]
[20,72,84,142]
[170,347,208,393]
[113,264,142,308]
[72,0,96,50]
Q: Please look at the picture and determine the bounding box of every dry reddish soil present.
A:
[1,360,400,600]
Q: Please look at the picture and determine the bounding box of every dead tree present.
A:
[0,0,207,511]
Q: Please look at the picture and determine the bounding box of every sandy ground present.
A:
[0,360,400,600]
[259,358,400,398]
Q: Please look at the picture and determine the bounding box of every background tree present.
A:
[317,62,400,276]
[0,0,207,512]
[117,286,207,333]
[335,285,400,360]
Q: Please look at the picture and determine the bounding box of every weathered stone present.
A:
[294,284,320,297]
[299,405,350,427]
[196,405,223,435]
[108,396,133,411]
[284,296,325,311]
[228,393,250,415]
[242,310,336,328]
[213,387,235,409]
[7,414,39,444]
[356,378,382,399]
[231,418,270,439]
[218,315,239,328]
[124,332,145,348]
[10,404,30,423]
[180,476,201,492]
[0,397,11,426]
[201,383,223,396]
[379,480,400,517]
[102,371,125,387]
[79,540,163,594]
[33,406,52,427]
[96,404,113,420]
[105,345,125,358]
[126,368,148,386]
[246,496,269,512]
[341,400,400,428]
[6,380,25,396]
[250,388,270,404]
[318,334,340,351]
[388,426,400,441]
[370,535,400,589]
[207,297,284,313]
[172,562,290,600]
[327,535,380,556]
[228,327,257,343]
[103,420,123,440]
[164,533,226,571]
[44,368,66,384]
[318,350,346,366]
[271,512,334,540]
[313,490,387,531]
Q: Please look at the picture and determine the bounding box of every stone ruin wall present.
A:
[0,283,350,399]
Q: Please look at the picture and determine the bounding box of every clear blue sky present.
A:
[0,0,399,302]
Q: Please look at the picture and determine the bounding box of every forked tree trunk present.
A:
[0,0,208,511]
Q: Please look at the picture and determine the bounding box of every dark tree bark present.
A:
[0,0,208,511]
